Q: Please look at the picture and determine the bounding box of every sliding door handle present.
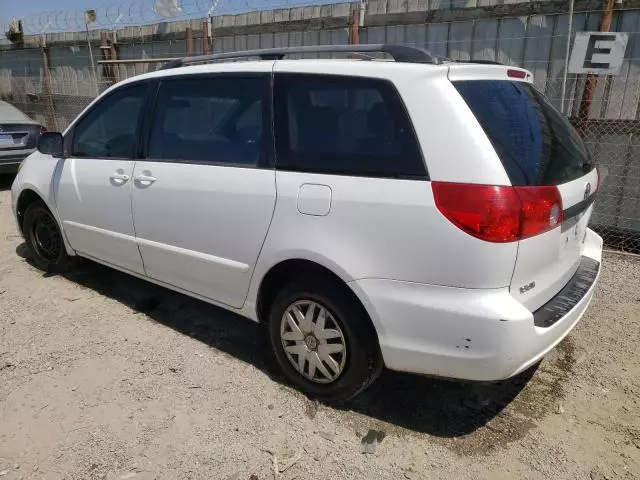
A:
[134,175,157,186]
[110,173,130,185]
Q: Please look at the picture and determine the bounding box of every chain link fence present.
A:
[1,0,639,252]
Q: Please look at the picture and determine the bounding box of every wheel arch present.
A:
[255,258,382,351]
[16,188,47,234]
[15,185,75,256]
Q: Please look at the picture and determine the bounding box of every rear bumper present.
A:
[349,228,603,381]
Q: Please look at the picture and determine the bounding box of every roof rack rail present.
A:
[160,44,441,70]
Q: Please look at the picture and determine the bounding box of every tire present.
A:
[22,202,72,273]
[268,278,382,403]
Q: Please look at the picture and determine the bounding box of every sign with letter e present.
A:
[569,32,628,74]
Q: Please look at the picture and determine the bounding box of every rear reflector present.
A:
[507,69,527,79]
[432,182,563,243]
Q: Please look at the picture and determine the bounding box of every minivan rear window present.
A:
[453,80,593,186]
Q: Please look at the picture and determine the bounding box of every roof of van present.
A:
[115,58,532,90]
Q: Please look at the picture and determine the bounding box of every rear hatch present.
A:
[450,69,598,312]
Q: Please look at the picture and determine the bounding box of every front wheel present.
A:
[268,279,382,403]
[22,202,72,273]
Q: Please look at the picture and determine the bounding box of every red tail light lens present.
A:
[507,69,527,79]
[432,182,563,243]
[514,186,563,239]
[432,183,521,242]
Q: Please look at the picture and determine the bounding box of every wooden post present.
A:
[202,20,210,55]
[99,32,120,87]
[350,8,360,45]
[109,32,120,83]
[40,46,58,131]
[186,26,193,56]
[576,0,615,135]
[99,32,110,85]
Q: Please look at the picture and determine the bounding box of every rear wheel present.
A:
[268,279,382,403]
[23,202,71,273]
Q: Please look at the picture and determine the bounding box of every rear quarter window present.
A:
[274,73,426,179]
[453,80,593,186]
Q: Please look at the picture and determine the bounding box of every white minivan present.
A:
[11,45,602,401]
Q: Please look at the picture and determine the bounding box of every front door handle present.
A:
[134,174,157,187]
[110,173,130,185]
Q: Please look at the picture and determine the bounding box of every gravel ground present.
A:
[0,175,639,480]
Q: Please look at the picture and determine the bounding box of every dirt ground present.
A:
[0,175,639,480]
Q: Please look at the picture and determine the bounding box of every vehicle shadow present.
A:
[17,246,535,438]
[0,173,16,191]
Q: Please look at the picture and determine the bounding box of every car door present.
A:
[131,72,276,308]
[55,82,150,275]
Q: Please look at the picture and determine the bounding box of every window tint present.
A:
[72,84,147,158]
[148,76,268,166]
[274,74,426,178]
[453,80,593,186]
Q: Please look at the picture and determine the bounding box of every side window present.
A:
[72,84,147,158]
[274,74,426,178]
[147,75,268,166]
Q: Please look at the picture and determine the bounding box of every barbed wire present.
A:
[2,0,354,37]
[4,0,638,39]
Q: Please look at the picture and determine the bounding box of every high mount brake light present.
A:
[507,69,527,79]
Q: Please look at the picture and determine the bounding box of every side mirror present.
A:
[37,132,64,156]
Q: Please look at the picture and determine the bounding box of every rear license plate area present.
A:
[561,211,582,232]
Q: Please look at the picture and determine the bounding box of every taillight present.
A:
[514,186,563,239]
[432,182,563,243]
[432,183,521,242]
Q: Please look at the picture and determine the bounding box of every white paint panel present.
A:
[253,169,518,290]
[56,158,144,274]
[131,162,276,309]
